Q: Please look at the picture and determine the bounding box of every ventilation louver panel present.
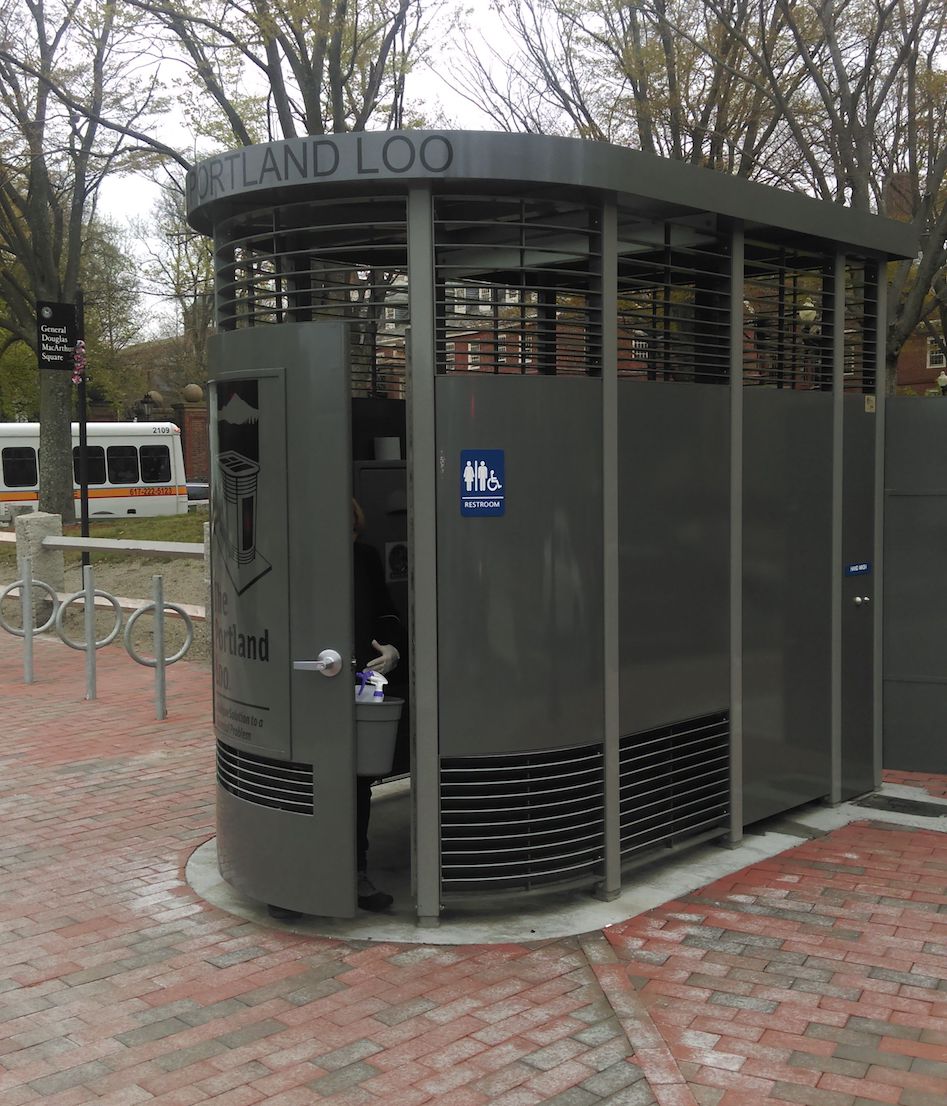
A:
[620,713,729,860]
[440,744,605,893]
[217,740,314,814]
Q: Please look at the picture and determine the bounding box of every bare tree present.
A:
[0,0,438,514]
[0,0,166,517]
[451,0,947,384]
[446,0,793,173]
[133,180,215,391]
[708,0,947,382]
[124,0,432,145]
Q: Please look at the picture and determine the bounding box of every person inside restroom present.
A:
[267,498,402,921]
[351,495,403,912]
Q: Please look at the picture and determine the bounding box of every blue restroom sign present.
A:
[461,450,505,516]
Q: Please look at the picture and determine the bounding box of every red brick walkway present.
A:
[3,630,947,1105]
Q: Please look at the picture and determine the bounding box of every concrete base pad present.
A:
[185,779,947,945]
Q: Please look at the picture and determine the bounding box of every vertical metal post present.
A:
[728,227,745,844]
[154,575,167,720]
[83,563,96,700]
[22,555,34,685]
[599,201,621,899]
[830,252,846,804]
[406,185,440,925]
[76,289,90,568]
[872,264,887,786]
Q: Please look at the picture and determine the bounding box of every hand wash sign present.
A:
[460,450,505,517]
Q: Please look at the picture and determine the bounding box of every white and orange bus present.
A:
[0,422,189,519]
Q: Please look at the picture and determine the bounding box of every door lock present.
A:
[293,649,343,677]
[853,596,871,606]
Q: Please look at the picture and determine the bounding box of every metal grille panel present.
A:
[434,195,603,377]
[440,743,605,892]
[217,740,314,814]
[844,260,879,393]
[743,246,835,389]
[616,214,731,383]
[207,191,868,397]
[620,713,729,860]
[214,196,408,398]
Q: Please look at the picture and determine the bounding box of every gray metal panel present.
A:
[618,384,730,736]
[186,132,917,260]
[884,398,947,772]
[883,682,947,773]
[884,491,947,771]
[435,375,604,757]
[886,398,947,494]
[216,788,340,916]
[884,495,947,677]
[743,390,833,825]
[841,395,876,799]
[209,322,357,917]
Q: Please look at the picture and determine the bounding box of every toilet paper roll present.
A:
[374,436,402,461]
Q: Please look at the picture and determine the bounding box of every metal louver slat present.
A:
[443,812,603,834]
[441,750,602,776]
[216,740,314,815]
[216,751,311,786]
[440,743,605,894]
[216,761,309,796]
[443,769,601,791]
[619,712,729,862]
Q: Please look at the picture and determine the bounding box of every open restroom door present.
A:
[210,322,358,918]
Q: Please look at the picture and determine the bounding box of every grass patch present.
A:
[63,514,206,544]
[0,511,207,567]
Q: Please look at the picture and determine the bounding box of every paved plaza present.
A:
[3,630,947,1105]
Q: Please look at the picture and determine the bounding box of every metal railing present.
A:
[0,556,195,720]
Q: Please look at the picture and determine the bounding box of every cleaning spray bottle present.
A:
[354,669,387,702]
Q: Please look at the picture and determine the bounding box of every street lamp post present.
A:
[798,299,819,387]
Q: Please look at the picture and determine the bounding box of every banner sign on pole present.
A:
[36,301,77,370]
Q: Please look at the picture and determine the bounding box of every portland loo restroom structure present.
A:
[187,131,915,922]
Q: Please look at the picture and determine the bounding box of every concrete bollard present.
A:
[8,504,35,523]
[16,512,66,595]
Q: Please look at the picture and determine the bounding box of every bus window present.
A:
[72,446,106,485]
[107,445,139,484]
[2,446,38,487]
[140,444,171,483]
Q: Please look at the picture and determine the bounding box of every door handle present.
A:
[293,649,343,677]
[853,596,870,606]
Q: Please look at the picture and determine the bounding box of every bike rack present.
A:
[0,557,194,719]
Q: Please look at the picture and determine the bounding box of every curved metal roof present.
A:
[186,130,916,259]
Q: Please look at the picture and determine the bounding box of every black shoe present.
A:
[267,904,303,921]
[357,873,393,912]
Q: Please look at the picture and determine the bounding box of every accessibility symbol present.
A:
[460,450,505,517]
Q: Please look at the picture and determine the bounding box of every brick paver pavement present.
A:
[3,630,947,1105]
